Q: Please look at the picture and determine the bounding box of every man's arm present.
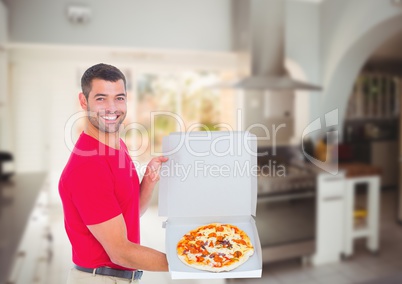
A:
[88,214,169,271]
[139,156,168,216]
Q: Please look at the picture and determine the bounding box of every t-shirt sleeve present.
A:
[68,160,121,225]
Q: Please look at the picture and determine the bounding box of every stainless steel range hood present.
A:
[232,0,321,91]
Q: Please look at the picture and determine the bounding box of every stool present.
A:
[343,175,380,257]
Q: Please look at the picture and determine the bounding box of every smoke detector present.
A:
[66,5,92,24]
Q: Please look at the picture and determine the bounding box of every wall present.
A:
[0,1,6,43]
[4,0,402,177]
[10,61,53,172]
[319,0,402,138]
[321,0,402,85]
[0,1,10,151]
[8,45,239,174]
[231,0,321,144]
[9,0,401,168]
[371,29,402,61]
[3,0,235,175]
[4,0,323,174]
[6,0,232,52]
[286,0,321,142]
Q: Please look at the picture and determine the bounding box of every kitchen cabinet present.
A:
[312,172,345,265]
[339,139,398,188]
[371,140,398,187]
[342,118,398,188]
[346,73,399,120]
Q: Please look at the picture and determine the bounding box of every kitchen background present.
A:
[0,0,402,283]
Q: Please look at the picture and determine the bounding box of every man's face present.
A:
[80,79,127,134]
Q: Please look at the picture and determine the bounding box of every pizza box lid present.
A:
[158,131,258,218]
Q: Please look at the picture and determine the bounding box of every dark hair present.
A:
[81,63,126,99]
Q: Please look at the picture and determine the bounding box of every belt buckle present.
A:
[131,270,143,281]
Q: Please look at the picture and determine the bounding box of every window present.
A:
[126,70,237,164]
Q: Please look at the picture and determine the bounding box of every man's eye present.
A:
[117,97,125,101]
[96,98,105,101]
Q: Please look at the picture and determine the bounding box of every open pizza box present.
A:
[158,131,262,279]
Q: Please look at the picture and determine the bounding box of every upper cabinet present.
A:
[346,72,400,120]
[344,72,401,143]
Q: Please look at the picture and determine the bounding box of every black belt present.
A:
[74,265,143,281]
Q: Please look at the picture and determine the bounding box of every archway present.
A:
[322,14,402,137]
[322,8,402,223]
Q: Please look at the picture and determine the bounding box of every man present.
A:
[59,63,169,283]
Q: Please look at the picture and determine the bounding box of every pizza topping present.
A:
[216,226,224,232]
[217,239,233,249]
[177,223,254,272]
[196,256,205,262]
[214,255,223,263]
[233,239,247,246]
[185,234,195,241]
[233,251,242,258]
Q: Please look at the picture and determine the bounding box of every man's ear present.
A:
[79,93,87,110]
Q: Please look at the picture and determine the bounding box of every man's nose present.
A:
[105,100,117,113]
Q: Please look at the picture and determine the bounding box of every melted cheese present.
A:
[178,223,254,268]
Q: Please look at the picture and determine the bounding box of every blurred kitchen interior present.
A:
[1,0,402,283]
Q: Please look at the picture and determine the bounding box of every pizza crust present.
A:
[178,249,254,272]
[176,223,254,272]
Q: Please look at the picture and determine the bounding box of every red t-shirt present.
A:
[59,132,140,270]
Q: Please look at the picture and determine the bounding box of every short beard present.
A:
[87,108,125,134]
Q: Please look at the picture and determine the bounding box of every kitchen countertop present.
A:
[295,160,381,178]
[339,162,382,178]
[0,173,46,283]
[292,160,340,175]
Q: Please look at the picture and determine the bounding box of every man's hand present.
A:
[139,156,168,215]
[143,156,169,183]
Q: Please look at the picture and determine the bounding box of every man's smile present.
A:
[101,114,119,122]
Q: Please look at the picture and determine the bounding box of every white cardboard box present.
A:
[159,131,262,279]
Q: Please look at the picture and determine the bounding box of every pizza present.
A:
[176,223,254,272]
